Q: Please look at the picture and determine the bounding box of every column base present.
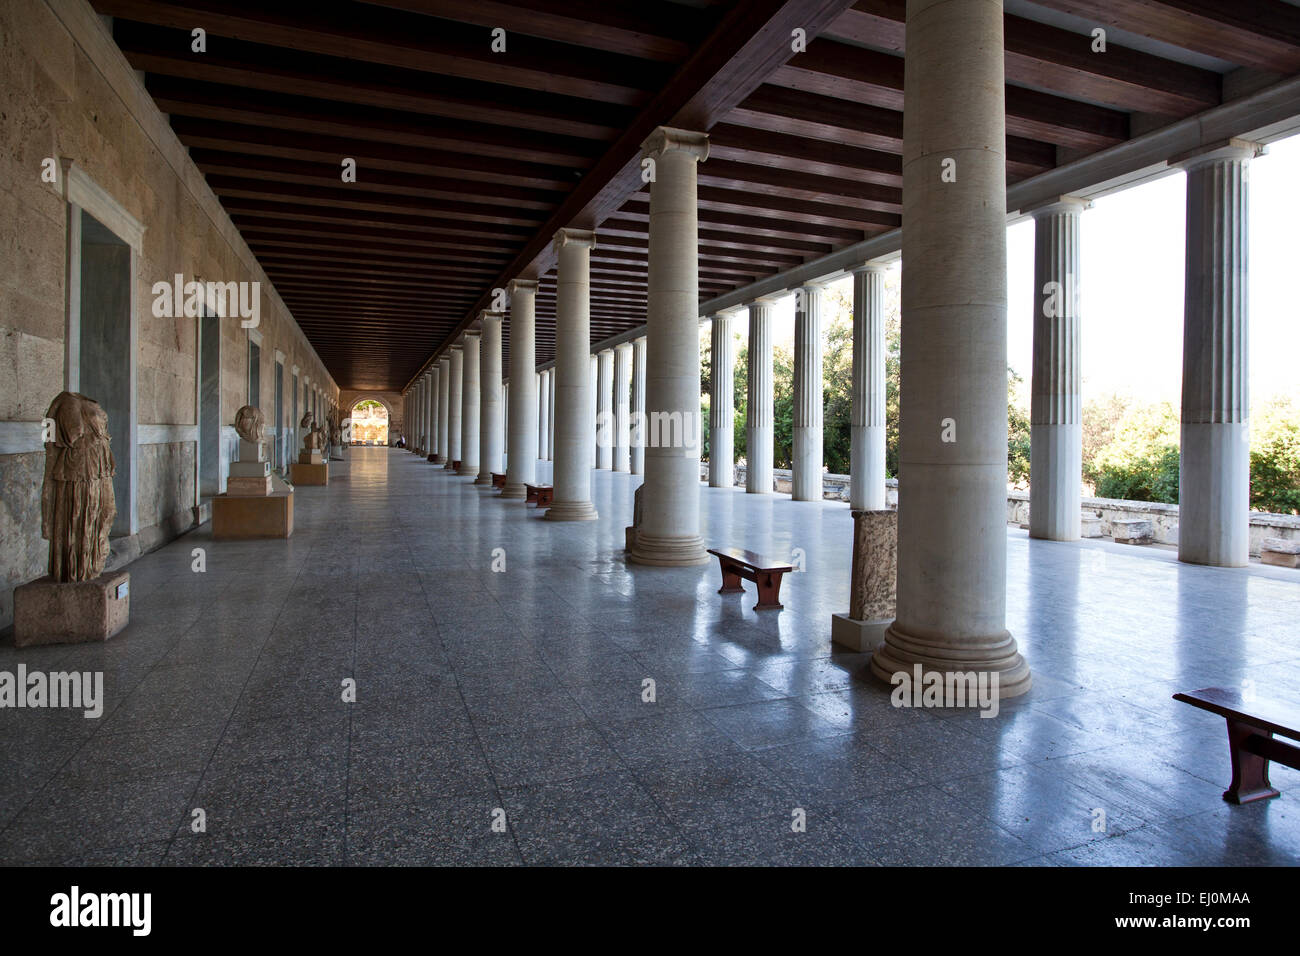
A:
[627,531,710,567]
[543,500,599,521]
[500,483,528,499]
[457,463,478,477]
[869,623,1032,700]
[429,454,442,463]
[473,475,491,485]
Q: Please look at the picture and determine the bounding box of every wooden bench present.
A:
[491,472,507,489]
[525,483,553,507]
[1173,686,1300,804]
[707,547,795,611]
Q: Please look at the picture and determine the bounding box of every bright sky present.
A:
[763,133,1299,411]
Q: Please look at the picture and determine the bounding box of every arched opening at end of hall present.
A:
[351,399,389,446]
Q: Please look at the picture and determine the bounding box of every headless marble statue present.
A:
[42,391,116,582]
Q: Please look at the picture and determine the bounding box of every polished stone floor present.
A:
[2,446,1298,866]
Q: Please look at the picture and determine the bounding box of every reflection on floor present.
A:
[1,446,1297,865]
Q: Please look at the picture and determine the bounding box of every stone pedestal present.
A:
[832,510,897,652]
[14,571,130,647]
[290,462,328,486]
[299,450,323,465]
[1261,538,1300,568]
[213,487,294,539]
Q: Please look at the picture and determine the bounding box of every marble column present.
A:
[537,370,549,463]
[504,278,539,498]
[746,296,776,495]
[869,0,1030,699]
[709,312,735,488]
[1029,198,1087,540]
[458,332,480,477]
[414,379,424,455]
[447,344,464,468]
[630,336,647,475]
[792,283,825,501]
[545,228,599,520]
[596,349,615,470]
[629,126,710,567]
[477,312,503,485]
[851,263,889,511]
[590,355,599,468]
[1176,140,1259,567]
[547,365,556,461]
[434,366,444,463]
[437,355,451,463]
[613,343,632,472]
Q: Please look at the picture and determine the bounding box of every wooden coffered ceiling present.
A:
[93,0,1300,389]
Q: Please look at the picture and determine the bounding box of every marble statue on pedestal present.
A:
[41,391,116,582]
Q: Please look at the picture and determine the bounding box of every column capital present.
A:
[479,310,504,324]
[450,342,463,352]
[851,260,890,275]
[1024,195,1091,218]
[747,292,785,309]
[554,227,596,251]
[641,126,709,163]
[1170,138,1264,170]
[614,341,632,355]
[507,277,539,297]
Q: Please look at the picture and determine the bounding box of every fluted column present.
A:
[590,355,599,468]
[1176,141,1259,567]
[458,331,480,476]
[746,296,776,495]
[870,0,1030,699]
[477,312,503,485]
[546,228,599,520]
[793,283,825,501]
[596,349,615,469]
[709,312,735,488]
[437,356,450,463]
[428,367,440,461]
[446,343,463,468]
[1029,198,1087,540]
[851,263,889,510]
[537,370,549,462]
[629,126,710,567]
[504,278,539,498]
[547,364,556,461]
[414,379,424,455]
[631,336,646,475]
[613,343,632,472]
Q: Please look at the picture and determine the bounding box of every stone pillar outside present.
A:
[437,356,451,463]
[628,126,710,567]
[458,331,481,477]
[596,348,615,470]
[427,366,440,462]
[545,228,600,520]
[1176,140,1260,567]
[478,312,504,485]
[792,283,824,501]
[446,343,463,468]
[709,311,735,489]
[869,0,1031,699]
[613,343,632,472]
[504,279,539,498]
[851,263,889,510]
[630,336,647,475]
[746,296,777,495]
[1029,197,1088,540]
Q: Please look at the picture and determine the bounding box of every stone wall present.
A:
[0,1,339,629]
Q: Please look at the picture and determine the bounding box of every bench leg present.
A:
[753,571,784,611]
[1223,720,1280,804]
[716,561,745,595]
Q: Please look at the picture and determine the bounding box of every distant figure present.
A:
[42,391,116,582]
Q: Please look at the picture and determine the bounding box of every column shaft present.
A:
[851,265,889,510]
[537,370,549,463]
[1030,200,1085,540]
[437,356,450,462]
[746,300,774,495]
[631,337,646,475]
[792,285,824,501]
[447,345,463,467]
[614,343,632,472]
[545,229,599,520]
[478,314,503,484]
[1179,146,1254,567]
[709,313,735,488]
[504,280,539,498]
[458,334,480,476]
[596,349,614,469]
[427,368,439,461]
[870,0,1030,698]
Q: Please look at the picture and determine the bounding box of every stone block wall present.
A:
[0,1,340,629]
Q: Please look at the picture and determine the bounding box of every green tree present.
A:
[1091,401,1181,503]
[1007,368,1032,485]
[1250,397,1300,514]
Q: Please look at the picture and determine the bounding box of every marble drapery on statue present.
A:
[41,391,116,583]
